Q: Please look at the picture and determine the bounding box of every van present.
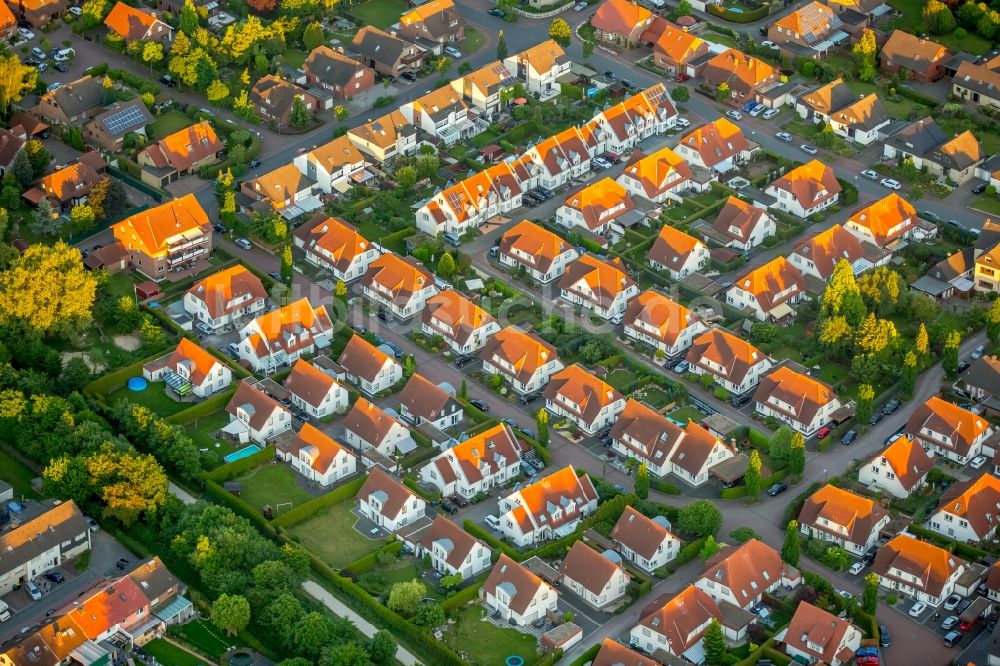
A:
[0,599,11,622]
[485,515,501,531]
[442,232,461,248]
[25,581,42,601]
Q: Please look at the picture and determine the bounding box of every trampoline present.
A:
[224,444,263,464]
[505,657,525,666]
[127,377,148,391]
[228,650,254,666]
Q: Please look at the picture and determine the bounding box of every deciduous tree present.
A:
[677,499,722,537]
[386,580,425,617]
[280,245,293,284]
[142,41,164,73]
[852,29,877,81]
[536,408,548,446]
[24,140,51,178]
[916,322,930,357]
[987,298,1000,344]
[900,350,918,397]
[0,55,36,114]
[857,383,875,423]
[180,0,199,33]
[863,573,879,613]
[924,0,956,34]
[0,243,97,336]
[548,18,571,46]
[212,594,251,636]
[290,95,310,127]
[789,431,805,475]
[367,631,396,665]
[69,204,96,234]
[943,329,960,376]
[782,520,800,565]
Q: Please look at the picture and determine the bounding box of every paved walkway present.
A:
[169,481,197,505]
[302,580,421,666]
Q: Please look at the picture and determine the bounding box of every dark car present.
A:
[158,74,177,87]
[268,271,283,282]
[440,500,457,514]
[882,399,901,415]
[841,430,858,445]
[249,159,262,169]
[454,355,475,368]
[487,7,505,16]
[212,223,227,234]
[401,71,417,82]
[603,70,617,81]
[55,62,69,73]
[44,571,64,583]
[869,411,884,426]
[451,495,469,508]
[766,482,788,496]
[377,309,389,322]
[973,182,988,194]
[385,342,403,358]
[958,360,971,373]
[469,399,489,412]
[620,79,636,90]
[519,392,540,405]
[116,558,129,570]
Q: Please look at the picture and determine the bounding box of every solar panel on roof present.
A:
[103,104,146,135]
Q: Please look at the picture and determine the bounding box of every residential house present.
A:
[0,127,24,178]
[556,177,636,239]
[5,0,61,28]
[84,100,153,151]
[103,2,172,42]
[0,500,90,596]
[337,334,403,395]
[859,435,935,499]
[498,465,598,546]
[709,195,776,251]
[883,117,983,184]
[346,110,417,164]
[610,505,682,573]
[872,533,965,607]
[417,161,524,235]
[293,135,367,197]
[617,145,693,203]
[137,121,223,187]
[350,27,423,78]
[695,539,800,610]
[497,220,579,284]
[239,162,317,214]
[905,395,995,464]
[768,1,845,58]
[965,355,1000,409]
[251,76,318,127]
[293,214,381,282]
[111,194,211,279]
[560,541,629,609]
[765,160,841,219]
[357,468,426,532]
[360,253,439,320]
[953,54,1000,109]
[879,30,950,82]
[421,291,499,355]
[796,78,889,145]
[343,399,411,458]
[28,153,104,211]
[622,289,706,358]
[630,585,747,658]
[183,265,266,330]
[282,423,357,486]
[451,60,515,120]
[524,126,591,189]
[397,0,465,50]
[591,0,654,47]
[482,554,558,626]
[421,423,522,498]
[35,76,104,126]
[726,257,808,321]
[225,379,292,444]
[702,49,780,104]
[674,117,754,173]
[67,578,151,644]
[592,640,659,666]
[558,254,638,320]
[401,86,473,145]
[284,359,349,419]
[237,298,333,373]
[504,39,569,100]
[398,373,463,430]
[610,399,736,484]
[303,46,375,100]
[647,225,710,280]
[754,364,842,436]
[780,602,862,666]
[648,21,709,75]
[928,473,1000,543]
[975,241,1000,293]
[686,326,773,396]
[798,484,889,555]
[544,364,626,435]
[789,223,872,281]
[843,192,920,251]
[479,326,564,395]
[595,84,678,153]
[142,338,232,398]
[408,516,492,579]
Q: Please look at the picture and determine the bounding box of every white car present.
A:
[749,104,765,117]
[801,144,818,155]
[675,116,690,128]
[972,344,987,359]
[880,178,902,190]
[31,47,46,60]
[943,594,962,611]
[761,40,776,48]
[611,313,623,325]
[69,5,82,15]
[775,132,793,142]
[592,156,613,169]
[861,169,879,180]
[574,1,588,9]
[17,28,35,40]
[726,110,743,121]
[762,108,780,120]
[485,515,501,530]
[53,53,70,63]
[908,601,927,617]
[971,455,988,469]
[848,561,865,575]
[443,46,463,59]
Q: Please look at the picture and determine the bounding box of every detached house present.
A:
[337,334,403,395]
[421,423,522,498]
[6,0,62,28]
[84,100,154,151]
[844,192,919,250]
[726,256,807,322]
[591,0,653,47]
[104,2,172,43]
[111,194,212,279]
[421,291,499,355]
[417,161,524,235]
[789,224,872,281]
[975,242,1000,294]
[559,254,638,320]
[796,78,889,145]
[293,135,367,197]
[618,145,693,203]
[397,0,465,50]
[623,289,706,358]
[883,117,983,184]
[556,178,636,239]
[905,396,995,464]
[965,355,1000,410]
[225,380,292,444]
[250,76,319,128]
[482,555,558,626]
[29,153,105,211]
[647,224,709,280]
[674,117,754,173]
[343,399,411,458]
[766,160,841,219]
[357,468,426,532]
[142,338,232,398]
[879,30,950,82]
[928,473,1000,543]
[479,326,564,395]
[872,533,965,607]
[702,49,779,104]
[407,516,492,579]
[686,327,772,396]
[138,121,224,187]
[780,602,862,666]
[798,484,889,555]
[350,26,423,79]
[768,0,843,58]
[544,364,626,435]
[859,435,935,499]
[610,399,736,485]
[303,46,375,100]
[360,253,439,320]
[696,539,800,610]
[293,214,381,282]
[184,265,266,331]
[35,76,104,126]
[497,220,579,284]
[592,640,659,666]
[561,541,629,609]
[525,126,591,189]
[648,21,709,76]
[240,162,317,214]
[282,423,357,487]
[504,39,569,100]
[710,196,776,251]
[237,299,332,373]
[497,465,598,546]
[611,505,682,573]
[398,373,462,430]
[0,126,24,179]
[284,359,348,419]
[754,364,842,436]
[630,585,748,659]
[953,55,1000,109]
[347,111,417,164]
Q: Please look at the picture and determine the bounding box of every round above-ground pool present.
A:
[505,657,525,666]
[227,649,254,666]
[127,377,148,391]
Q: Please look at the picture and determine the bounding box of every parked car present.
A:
[602,152,622,164]
[762,108,780,120]
[86,517,99,532]
[869,411,883,425]
[749,103,765,117]
[116,558,129,570]
[882,399,901,414]
[249,159,262,169]
[44,572,64,584]
[675,116,690,128]
[195,322,213,336]
[766,482,787,496]
[487,7,505,16]
[401,71,417,82]
[878,625,891,647]
[958,360,971,373]
[920,210,942,222]
[817,426,831,439]
[592,156,613,169]
[17,28,35,40]
[944,594,962,611]
[673,360,689,373]
[69,6,82,15]
[972,344,987,359]
[54,62,69,73]
[159,74,177,87]
[443,46,462,59]
[235,237,252,250]
[835,588,853,600]
[973,182,988,194]
[861,169,879,180]
[519,392,540,405]
[800,144,818,155]
[268,271,283,282]
[227,342,240,358]
[25,581,42,601]
[943,630,962,647]
[856,648,879,658]
[385,342,403,358]
[775,132,793,142]
[971,455,988,470]
[880,178,902,190]
[485,515,501,530]
[908,601,926,617]
[725,110,743,121]
[841,430,858,445]
[942,615,961,630]
[848,561,865,575]
[957,599,973,613]
[855,657,879,666]
[574,1,588,9]
[469,399,489,412]
[620,79,636,90]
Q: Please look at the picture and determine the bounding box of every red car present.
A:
[817,426,832,439]
[676,73,690,82]
[856,657,879,666]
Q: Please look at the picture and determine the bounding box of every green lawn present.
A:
[0,447,40,499]
[885,0,992,54]
[667,406,705,424]
[350,0,407,29]
[636,386,672,410]
[815,362,849,387]
[702,32,739,49]
[971,194,1000,217]
[107,383,189,417]
[168,620,244,661]
[287,501,387,568]
[143,639,209,666]
[843,79,931,121]
[147,111,193,140]
[606,369,634,391]
[236,464,314,514]
[938,116,1000,155]
[459,27,486,56]
[936,30,992,56]
[441,606,539,666]
[185,411,234,451]
[281,48,307,69]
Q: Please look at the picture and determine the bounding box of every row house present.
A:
[403,516,491,580]
[401,86,475,146]
[610,505,682,573]
[872,533,965,607]
[183,265,266,330]
[237,298,333,374]
[420,423,522,498]
[617,145,692,203]
[560,541,629,609]
[593,83,677,154]
[905,396,995,465]
[647,224,710,280]
[798,484,889,555]
[293,214,381,282]
[343,399,411,458]
[337,334,403,395]
[281,423,357,487]
[928,473,1000,543]
[346,111,417,164]
[285,359,349,419]
[674,117,754,174]
[796,78,889,145]
[111,194,212,280]
[503,39,569,100]
[451,60,515,120]
[686,326,773,396]
[142,338,232,399]
[421,290,500,355]
[964,354,1000,411]
[696,539,801,610]
[225,379,292,444]
[780,602,862,666]
[398,373,463,430]
[479,326,564,396]
[555,177,635,240]
[623,289,707,359]
[544,364,626,435]
[953,54,1000,110]
[397,0,465,50]
[524,126,591,190]
[710,196,775,251]
[753,364,842,436]
[482,555,557,626]
[858,435,934,499]
[417,161,524,236]
[789,224,873,281]
[0,501,90,596]
[357,468,426,532]
[558,254,638,320]
[844,192,920,251]
[497,220,579,284]
[497,465,598,546]
[974,240,1000,294]
[765,160,841,219]
[360,253,439,320]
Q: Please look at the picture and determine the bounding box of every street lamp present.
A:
[823,468,828,483]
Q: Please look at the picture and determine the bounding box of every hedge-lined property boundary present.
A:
[83,350,174,397]
[204,445,276,483]
[707,4,769,22]
[341,541,403,575]
[440,580,484,612]
[167,388,237,425]
[268,475,368,528]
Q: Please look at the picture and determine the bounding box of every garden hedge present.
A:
[440,580,484,612]
[205,479,277,538]
[204,445,276,483]
[269,475,368,528]
[141,303,193,340]
[463,520,522,560]
[341,541,403,575]
[566,643,600,666]
[734,642,790,666]
[167,387,237,425]
[707,5,769,22]
[650,478,680,495]
[207,346,254,380]
[403,475,441,501]
[83,351,173,397]
[896,86,941,109]
[666,536,706,574]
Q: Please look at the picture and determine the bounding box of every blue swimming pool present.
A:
[224,444,263,463]
[727,6,744,11]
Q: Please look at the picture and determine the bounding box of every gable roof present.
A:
[731,256,806,312]
[187,265,266,320]
[293,214,373,273]
[104,2,164,40]
[361,253,434,306]
[561,541,624,595]
[799,484,887,545]
[302,134,366,175]
[304,45,368,87]
[112,193,209,258]
[677,117,750,169]
[799,78,856,116]
[768,160,841,208]
[936,473,1000,537]
[398,373,455,421]
[650,21,706,62]
[483,554,550,614]
[713,195,770,243]
[703,48,778,94]
[622,289,701,348]
[965,355,1000,395]
[251,75,313,118]
[592,0,652,36]
[906,396,992,458]
[932,130,983,171]
[791,224,866,279]
[558,254,636,309]
[70,577,148,639]
[846,192,916,246]
[36,158,103,205]
[42,76,103,118]
[754,364,837,425]
[544,364,624,425]
[421,290,496,346]
[0,501,88,577]
[561,177,634,231]
[348,110,414,152]
[530,126,590,178]
[141,121,223,172]
[399,0,464,39]
[647,224,705,271]
[686,326,768,386]
[700,540,788,607]
[479,326,560,385]
[244,162,316,208]
[290,423,350,473]
[592,639,659,666]
[880,30,950,74]
[873,533,962,597]
[409,85,468,123]
[783,601,857,665]
[507,465,598,534]
[513,39,567,74]
[345,398,404,446]
[866,434,935,492]
[358,468,419,519]
[351,26,413,67]
[89,101,154,139]
[621,145,692,199]
[157,338,220,386]
[499,220,575,275]
[284,359,339,408]
[419,516,487,570]
[338,334,393,383]
[226,380,287,431]
[600,84,677,141]
[611,505,678,561]
[638,585,720,651]
[773,1,841,43]
[433,423,521,487]
[244,298,332,359]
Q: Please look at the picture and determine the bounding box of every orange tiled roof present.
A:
[362,253,434,306]
[611,504,677,561]
[160,338,220,385]
[713,195,769,243]
[866,435,934,492]
[338,334,393,383]
[294,214,372,274]
[304,134,365,173]
[731,256,806,312]
[291,423,349,473]
[348,110,412,151]
[246,298,331,358]
[439,423,521,486]
[544,364,623,425]
[600,84,676,142]
[562,177,634,231]
[638,585,720,651]
[141,121,222,173]
[623,289,700,347]
[559,254,636,309]
[647,224,704,271]
[421,290,495,346]
[112,193,209,258]
[515,39,567,75]
[513,465,598,532]
[104,2,160,40]
[846,193,917,246]
[244,162,315,209]
[769,159,841,209]
[703,48,778,94]
[358,468,419,519]
[70,577,148,639]
[700,539,791,607]
[773,1,838,42]
[187,265,266,320]
[937,472,1000,537]
[499,220,574,275]
[651,22,705,63]
[560,540,625,596]
[483,554,550,614]
[37,160,102,205]
[880,30,950,75]
[873,533,962,597]
[791,223,866,279]
[284,359,339,409]
[799,484,887,546]
[479,325,559,385]
[753,364,837,425]
[686,326,767,386]
[592,0,652,36]
[400,0,456,25]
[0,3,13,31]
[621,145,692,199]
[783,601,857,665]
[678,117,749,169]
[592,639,659,666]
[907,396,993,458]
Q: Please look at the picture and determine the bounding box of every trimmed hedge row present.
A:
[440,580,484,612]
[342,541,403,575]
[205,479,278,538]
[707,4,769,22]
[403,475,441,501]
[166,387,237,425]
[207,346,254,380]
[204,445,276,482]
[734,643,790,666]
[463,519,521,560]
[83,351,172,396]
[141,303,192,340]
[650,478,680,495]
[566,644,600,666]
[270,475,368,529]
[666,536,705,575]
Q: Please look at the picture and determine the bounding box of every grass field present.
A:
[237,464,314,514]
[143,639,209,666]
[350,0,407,28]
[667,406,705,424]
[148,111,193,140]
[0,446,40,499]
[108,383,189,416]
[287,501,386,568]
[938,116,1000,155]
[168,620,243,661]
[185,411,235,453]
[459,27,486,56]
[440,606,539,666]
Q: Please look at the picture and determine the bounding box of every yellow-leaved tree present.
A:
[0,242,97,336]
